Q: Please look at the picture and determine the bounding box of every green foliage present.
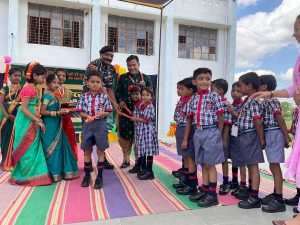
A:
[281,101,294,120]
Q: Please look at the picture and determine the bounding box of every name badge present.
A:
[231,125,238,137]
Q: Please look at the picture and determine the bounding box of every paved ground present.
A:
[68,204,295,225]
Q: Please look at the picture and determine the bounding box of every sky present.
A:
[235,0,300,90]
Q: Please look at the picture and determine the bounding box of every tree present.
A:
[281,101,294,120]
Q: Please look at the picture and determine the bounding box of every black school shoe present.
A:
[219,182,232,195]
[81,175,91,187]
[261,198,286,213]
[120,161,130,169]
[293,207,299,213]
[104,158,115,169]
[234,186,250,200]
[128,165,138,173]
[172,169,184,179]
[231,186,240,196]
[172,178,186,189]
[261,194,275,205]
[197,194,219,207]
[230,182,239,192]
[172,168,183,176]
[137,169,147,176]
[94,177,103,189]
[285,194,299,206]
[176,186,197,195]
[238,196,262,209]
[175,185,188,192]
[189,190,206,202]
[138,171,155,180]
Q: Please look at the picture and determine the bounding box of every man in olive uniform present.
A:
[85,45,119,169]
[115,55,152,169]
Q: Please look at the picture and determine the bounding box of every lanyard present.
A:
[128,73,144,84]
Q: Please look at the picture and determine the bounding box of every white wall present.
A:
[174,0,229,26]
[16,0,92,69]
[0,0,9,56]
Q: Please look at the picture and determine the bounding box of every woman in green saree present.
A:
[0,68,22,171]
[40,74,78,182]
[10,62,52,186]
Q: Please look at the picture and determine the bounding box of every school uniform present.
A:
[261,98,285,163]
[236,98,264,165]
[134,100,159,157]
[76,91,113,150]
[228,99,246,167]
[222,98,232,160]
[185,90,225,166]
[174,96,195,157]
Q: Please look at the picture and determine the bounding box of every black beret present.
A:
[99,45,114,54]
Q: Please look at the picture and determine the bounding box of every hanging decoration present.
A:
[0,55,12,86]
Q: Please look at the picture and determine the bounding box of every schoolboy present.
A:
[76,70,113,189]
[172,80,186,179]
[211,78,237,195]
[237,72,265,209]
[182,68,225,207]
[259,75,289,213]
[173,77,198,194]
[227,82,248,199]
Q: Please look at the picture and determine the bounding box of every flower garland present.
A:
[25,61,40,80]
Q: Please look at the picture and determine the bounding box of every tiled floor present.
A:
[68,205,296,225]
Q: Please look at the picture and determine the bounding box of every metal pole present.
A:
[156,7,163,130]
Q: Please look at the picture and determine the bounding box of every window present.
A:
[28,3,84,48]
[107,15,154,55]
[178,25,217,61]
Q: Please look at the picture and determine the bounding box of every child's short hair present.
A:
[181,77,197,93]
[142,87,155,98]
[177,79,184,86]
[193,68,212,80]
[259,75,277,91]
[232,81,240,89]
[25,62,47,83]
[46,73,58,85]
[128,85,141,93]
[54,68,68,79]
[239,72,260,91]
[86,70,101,80]
[8,68,22,76]
[211,78,228,94]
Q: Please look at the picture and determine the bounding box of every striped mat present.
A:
[0,142,297,225]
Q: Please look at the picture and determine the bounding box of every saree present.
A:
[57,86,78,160]
[10,85,52,186]
[285,55,300,179]
[41,93,78,182]
[0,85,21,171]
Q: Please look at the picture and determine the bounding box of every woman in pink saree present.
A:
[252,14,300,225]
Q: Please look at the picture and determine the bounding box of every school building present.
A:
[0,0,237,137]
